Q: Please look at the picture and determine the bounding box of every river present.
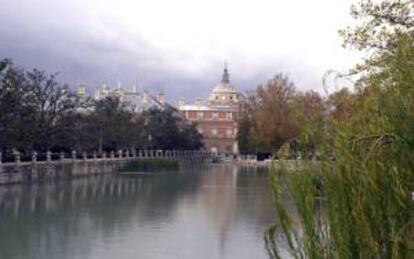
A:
[0,163,279,259]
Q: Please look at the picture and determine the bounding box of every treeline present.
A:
[237,71,384,158]
[0,59,203,158]
[237,74,325,156]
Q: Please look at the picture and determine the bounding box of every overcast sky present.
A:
[0,0,361,101]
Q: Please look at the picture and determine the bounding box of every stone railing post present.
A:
[46,150,52,163]
[60,151,65,161]
[110,151,115,160]
[102,152,107,160]
[144,150,148,158]
[93,151,97,161]
[72,150,77,162]
[14,151,21,166]
[132,149,136,158]
[32,151,37,164]
[82,151,87,161]
[125,150,130,159]
[138,150,142,158]
[118,150,123,159]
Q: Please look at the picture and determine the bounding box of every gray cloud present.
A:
[0,0,335,103]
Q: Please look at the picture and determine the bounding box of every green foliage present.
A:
[266,1,414,258]
[141,107,203,150]
[119,158,179,172]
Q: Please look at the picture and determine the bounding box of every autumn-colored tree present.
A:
[253,74,299,152]
[266,1,414,258]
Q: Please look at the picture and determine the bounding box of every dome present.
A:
[211,66,236,94]
[208,65,239,105]
[212,82,236,94]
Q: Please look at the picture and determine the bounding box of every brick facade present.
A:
[179,66,240,154]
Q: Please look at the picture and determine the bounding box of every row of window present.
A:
[214,95,236,101]
[198,128,234,138]
[195,111,233,120]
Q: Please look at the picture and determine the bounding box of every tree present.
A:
[25,69,81,151]
[237,90,258,155]
[0,59,34,153]
[0,59,204,155]
[266,1,414,258]
[179,123,203,150]
[237,74,301,153]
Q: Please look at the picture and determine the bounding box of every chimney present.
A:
[157,89,165,105]
[178,97,185,107]
[77,85,86,97]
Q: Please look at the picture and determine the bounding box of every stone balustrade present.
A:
[0,149,211,186]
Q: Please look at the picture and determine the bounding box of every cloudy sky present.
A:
[0,0,361,101]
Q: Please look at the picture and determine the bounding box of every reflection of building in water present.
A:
[178,65,240,155]
[199,164,239,254]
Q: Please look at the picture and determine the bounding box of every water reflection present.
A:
[0,164,277,259]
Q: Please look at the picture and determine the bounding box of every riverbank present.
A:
[0,150,211,185]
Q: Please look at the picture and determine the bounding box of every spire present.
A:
[221,61,230,84]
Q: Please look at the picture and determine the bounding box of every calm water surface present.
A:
[0,164,279,259]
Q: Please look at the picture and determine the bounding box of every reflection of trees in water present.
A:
[0,169,203,259]
[199,164,238,254]
[196,164,278,256]
[237,166,305,255]
[0,164,282,259]
[236,166,276,225]
[198,164,294,257]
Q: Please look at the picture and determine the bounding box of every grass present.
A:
[265,30,414,259]
[119,159,179,172]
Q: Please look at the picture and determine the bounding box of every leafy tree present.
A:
[266,1,414,258]
[179,123,203,150]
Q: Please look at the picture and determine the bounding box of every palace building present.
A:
[178,66,240,155]
[92,85,167,112]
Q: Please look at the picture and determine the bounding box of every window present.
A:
[221,95,226,100]
[211,128,217,136]
[197,112,204,120]
[212,112,218,119]
[226,129,232,138]
[226,112,233,120]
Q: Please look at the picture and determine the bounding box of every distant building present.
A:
[93,85,167,112]
[179,66,240,155]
